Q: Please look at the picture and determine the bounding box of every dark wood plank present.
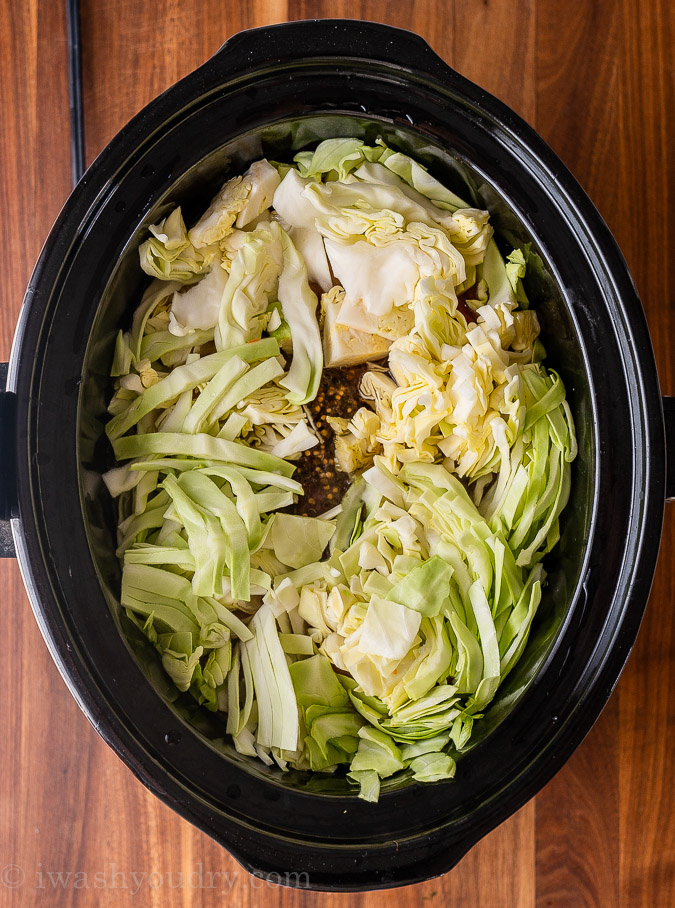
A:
[613,0,675,904]
[453,0,536,122]
[0,2,70,349]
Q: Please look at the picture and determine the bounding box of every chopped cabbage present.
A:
[276,227,323,405]
[170,261,228,332]
[108,138,577,803]
[139,208,216,283]
[189,159,280,248]
[215,221,284,350]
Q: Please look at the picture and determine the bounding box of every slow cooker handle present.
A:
[665,396,675,501]
[210,19,455,82]
[0,363,16,557]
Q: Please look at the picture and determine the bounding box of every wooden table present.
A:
[0,2,673,905]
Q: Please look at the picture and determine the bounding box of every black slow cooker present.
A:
[0,19,672,891]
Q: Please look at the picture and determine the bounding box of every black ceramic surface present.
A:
[1,20,671,890]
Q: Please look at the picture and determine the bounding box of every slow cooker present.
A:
[0,19,672,891]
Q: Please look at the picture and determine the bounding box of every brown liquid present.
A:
[294,365,369,517]
[456,294,479,324]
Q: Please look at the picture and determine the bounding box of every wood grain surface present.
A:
[0,1,673,905]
